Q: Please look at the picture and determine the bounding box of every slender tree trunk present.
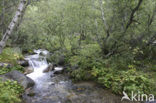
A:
[99,0,110,41]
[0,0,28,53]
[99,0,108,30]
[2,0,5,34]
[0,0,5,34]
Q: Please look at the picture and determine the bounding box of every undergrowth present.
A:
[0,79,24,103]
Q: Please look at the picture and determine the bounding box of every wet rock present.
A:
[50,74,54,78]
[0,62,13,68]
[3,70,35,89]
[39,52,45,56]
[42,96,60,103]
[25,88,36,97]
[24,67,34,75]
[54,67,64,74]
[145,101,156,103]
[17,60,29,67]
[0,75,9,81]
[48,82,55,85]
[43,63,55,73]
[22,93,32,103]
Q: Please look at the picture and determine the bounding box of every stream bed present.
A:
[23,50,136,103]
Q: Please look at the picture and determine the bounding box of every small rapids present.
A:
[25,49,50,89]
[23,49,133,103]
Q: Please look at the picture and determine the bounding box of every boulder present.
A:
[3,70,35,89]
[17,60,29,67]
[24,67,34,75]
[43,63,55,73]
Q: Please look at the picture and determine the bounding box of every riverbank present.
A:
[0,48,155,103]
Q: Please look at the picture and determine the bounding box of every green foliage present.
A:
[68,51,155,96]
[0,47,24,75]
[68,43,102,68]
[70,68,92,81]
[91,67,155,96]
[0,80,24,103]
[0,65,24,75]
[0,67,11,75]
[0,0,19,38]
[0,48,23,64]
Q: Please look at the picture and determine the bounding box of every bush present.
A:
[0,48,23,64]
[0,80,24,103]
[69,68,92,81]
[91,67,155,96]
[0,65,24,75]
[0,48,24,75]
[65,42,156,97]
[68,43,102,69]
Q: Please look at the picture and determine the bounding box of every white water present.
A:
[25,49,50,89]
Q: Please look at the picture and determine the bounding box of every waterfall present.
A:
[25,49,50,89]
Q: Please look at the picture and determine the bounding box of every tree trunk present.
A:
[99,0,110,41]
[0,0,28,53]
[0,0,5,33]
[99,0,108,30]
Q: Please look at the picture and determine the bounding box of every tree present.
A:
[0,0,29,53]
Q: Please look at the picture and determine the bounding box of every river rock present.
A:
[40,52,47,56]
[145,100,156,103]
[0,62,13,68]
[24,67,34,75]
[3,70,35,89]
[43,63,55,73]
[48,82,55,85]
[22,93,32,103]
[25,87,36,97]
[54,67,64,74]
[17,60,29,67]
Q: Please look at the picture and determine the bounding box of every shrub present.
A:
[0,48,23,64]
[69,68,92,81]
[0,65,24,75]
[91,67,155,96]
[0,80,24,103]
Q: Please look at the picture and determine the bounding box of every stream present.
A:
[23,49,135,103]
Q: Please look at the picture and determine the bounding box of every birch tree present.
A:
[0,0,29,53]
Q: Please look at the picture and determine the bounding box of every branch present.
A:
[147,33,156,46]
[125,0,143,31]
[148,6,156,27]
